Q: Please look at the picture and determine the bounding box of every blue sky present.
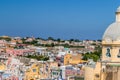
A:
[0,0,119,40]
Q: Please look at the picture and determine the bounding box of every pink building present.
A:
[6,49,34,56]
[0,40,7,47]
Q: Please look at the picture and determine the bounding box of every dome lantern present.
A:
[116,6,120,22]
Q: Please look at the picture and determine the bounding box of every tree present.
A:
[82,47,102,62]
[24,55,49,61]
[51,43,55,47]
[0,37,11,41]
[69,39,74,41]
[57,38,61,42]
[74,39,80,42]
[48,37,54,41]
[36,37,45,40]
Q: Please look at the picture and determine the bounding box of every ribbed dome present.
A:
[103,22,120,40]
[103,7,120,41]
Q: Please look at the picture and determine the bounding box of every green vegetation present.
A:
[34,43,85,48]
[0,37,11,41]
[20,37,83,48]
[91,43,96,45]
[24,55,49,61]
[75,77,84,80]
[82,47,102,62]
[23,40,38,45]
[48,37,55,41]
[60,44,84,48]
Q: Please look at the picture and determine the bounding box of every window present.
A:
[106,48,111,57]
[33,69,36,72]
[117,49,120,58]
[53,72,56,75]
[95,74,99,78]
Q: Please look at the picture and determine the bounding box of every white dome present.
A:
[103,7,120,41]
[103,22,120,40]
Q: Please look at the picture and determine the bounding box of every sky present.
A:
[0,0,120,40]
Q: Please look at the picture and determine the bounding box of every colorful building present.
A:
[64,53,86,65]
[25,63,41,80]
[25,61,59,80]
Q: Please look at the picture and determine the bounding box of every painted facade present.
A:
[64,53,85,65]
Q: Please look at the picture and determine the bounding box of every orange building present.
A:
[64,53,86,65]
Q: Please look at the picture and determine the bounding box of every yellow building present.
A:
[25,63,41,80]
[25,62,49,80]
[0,62,6,71]
[64,53,72,65]
[85,6,120,80]
[25,61,58,80]
[64,53,86,65]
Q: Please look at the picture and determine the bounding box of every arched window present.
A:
[117,49,120,58]
[106,48,111,57]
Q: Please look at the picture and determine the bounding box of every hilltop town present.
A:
[0,35,101,80]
